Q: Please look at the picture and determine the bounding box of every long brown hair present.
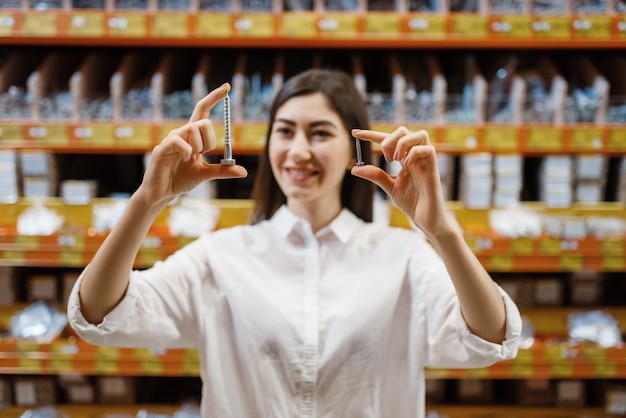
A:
[250,69,374,223]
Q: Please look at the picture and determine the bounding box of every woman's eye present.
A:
[275,127,293,136]
[312,130,332,140]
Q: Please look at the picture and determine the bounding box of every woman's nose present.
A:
[287,131,311,160]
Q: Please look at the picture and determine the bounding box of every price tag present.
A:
[510,363,534,378]
[69,12,104,37]
[139,360,163,375]
[281,12,316,38]
[152,13,189,38]
[50,357,74,373]
[550,362,574,377]
[196,13,232,37]
[602,257,625,271]
[15,235,38,249]
[617,16,626,38]
[0,124,24,141]
[594,363,617,377]
[569,128,603,151]
[51,342,79,355]
[234,13,273,37]
[559,255,583,271]
[451,13,487,38]
[538,238,561,255]
[484,126,518,151]
[365,12,400,38]
[608,128,626,151]
[601,239,624,256]
[511,238,534,255]
[489,255,514,271]
[94,359,118,374]
[58,235,85,249]
[108,13,147,37]
[18,357,42,372]
[406,14,446,37]
[443,126,477,150]
[532,16,570,38]
[72,123,114,146]
[59,250,83,267]
[27,124,69,146]
[240,122,267,150]
[572,15,610,39]
[22,12,57,37]
[490,14,532,38]
[318,13,358,38]
[2,249,25,264]
[97,346,121,361]
[527,127,563,152]
[0,12,16,36]
[115,124,152,148]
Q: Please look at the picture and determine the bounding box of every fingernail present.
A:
[392,150,399,161]
[402,156,409,165]
[352,129,361,134]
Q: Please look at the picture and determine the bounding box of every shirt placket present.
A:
[299,236,320,418]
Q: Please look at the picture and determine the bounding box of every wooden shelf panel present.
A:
[1,122,626,155]
[0,10,625,48]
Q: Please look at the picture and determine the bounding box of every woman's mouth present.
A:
[286,167,318,181]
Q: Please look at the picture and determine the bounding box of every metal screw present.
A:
[221,92,236,166]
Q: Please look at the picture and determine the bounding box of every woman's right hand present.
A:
[136,83,248,208]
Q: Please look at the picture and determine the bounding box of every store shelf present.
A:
[1,121,626,155]
[0,10,625,49]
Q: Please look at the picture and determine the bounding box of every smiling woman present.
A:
[68,68,521,418]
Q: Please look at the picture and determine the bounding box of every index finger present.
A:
[351,129,387,144]
[189,82,231,123]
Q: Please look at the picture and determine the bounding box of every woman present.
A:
[68,69,521,417]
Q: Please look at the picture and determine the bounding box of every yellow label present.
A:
[152,13,189,38]
[281,12,316,38]
[511,238,534,255]
[181,360,200,375]
[572,15,610,39]
[69,12,104,37]
[138,251,164,267]
[443,126,477,150]
[513,349,532,362]
[0,12,16,36]
[465,367,489,378]
[570,128,604,151]
[538,238,561,255]
[491,14,532,38]
[15,235,38,249]
[484,126,518,151]
[140,360,164,375]
[489,255,514,271]
[196,13,232,37]
[528,127,563,152]
[234,13,274,37]
[2,250,25,264]
[108,13,147,37]
[510,363,534,378]
[365,12,400,37]
[115,124,152,148]
[608,128,626,151]
[550,362,574,377]
[59,250,83,267]
[318,13,358,38]
[602,257,625,271]
[451,14,488,38]
[559,255,583,271]
[22,12,57,37]
[28,124,69,146]
[406,14,446,37]
[583,345,605,361]
[594,363,617,377]
[18,357,42,372]
[532,16,570,38]
[94,359,118,374]
[0,124,24,141]
[50,358,74,373]
[16,342,39,352]
[184,349,199,362]
[617,16,626,38]
[424,368,450,379]
[97,346,120,360]
[601,239,624,255]
[240,122,267,150]
[74,124,114,146]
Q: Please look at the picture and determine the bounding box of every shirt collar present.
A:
[270,205,362,244]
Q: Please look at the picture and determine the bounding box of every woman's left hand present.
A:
[351,127,454,240]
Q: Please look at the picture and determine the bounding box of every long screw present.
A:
[354,137,365,166]
[221,92,236,165]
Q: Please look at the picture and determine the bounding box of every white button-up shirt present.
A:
[68,205,522,418]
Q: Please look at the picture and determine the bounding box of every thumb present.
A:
[199,164,248,181]
[351,165,393,196]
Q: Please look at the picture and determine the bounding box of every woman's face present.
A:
[269,92,355,216]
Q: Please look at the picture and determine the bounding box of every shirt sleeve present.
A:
[408,237,523,369]
[67,235,213,349]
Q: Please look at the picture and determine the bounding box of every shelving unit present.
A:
[1,0,625,416]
